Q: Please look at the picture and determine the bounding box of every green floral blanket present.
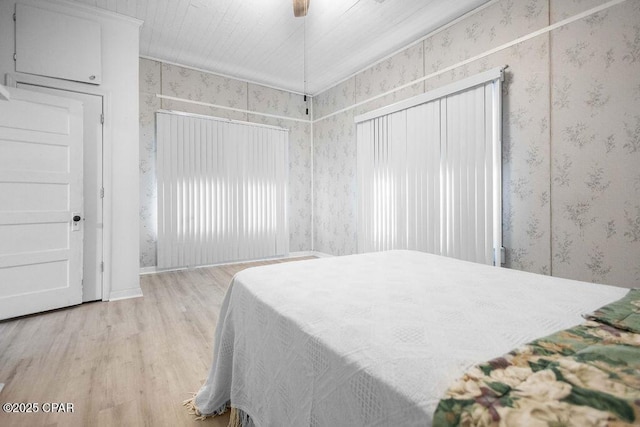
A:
[433,289,640,427]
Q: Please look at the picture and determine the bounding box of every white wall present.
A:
[0,0,142,300]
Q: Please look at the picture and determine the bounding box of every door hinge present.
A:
[13,53,16,61]
[100,261,104,272]
[100,113,104,124]
[13,12,16,21]
[100,187,104,198]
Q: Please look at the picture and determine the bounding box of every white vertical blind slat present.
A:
[430,100,441,255]
[157,113,166,267]
[280,131,288,254]
[484,85,493,264]
[176,115,184,267]
[406,107,417,250]
[475,86,486,263]
[439,99,447,257]
[491,79,502,265]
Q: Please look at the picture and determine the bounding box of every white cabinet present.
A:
[15,3,102,85]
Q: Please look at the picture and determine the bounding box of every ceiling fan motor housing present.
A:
[293,0,310,17]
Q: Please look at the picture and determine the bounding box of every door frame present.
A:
[5,71,113,302]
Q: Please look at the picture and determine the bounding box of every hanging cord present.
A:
[304,12,309,115]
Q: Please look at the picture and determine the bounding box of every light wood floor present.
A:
[0,257,311,427]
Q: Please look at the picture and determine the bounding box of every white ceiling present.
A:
[71,0,489,95]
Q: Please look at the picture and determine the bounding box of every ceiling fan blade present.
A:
[293,0,310,17]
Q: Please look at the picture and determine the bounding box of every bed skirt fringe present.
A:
[183,396,254,427]
[229,407,255,427]
[182,395,230,421]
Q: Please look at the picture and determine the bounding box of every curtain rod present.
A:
[156,94,311,124]
[156,109,291,132]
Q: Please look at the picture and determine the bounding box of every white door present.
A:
[17,83,103,302]
[0,85,83,319]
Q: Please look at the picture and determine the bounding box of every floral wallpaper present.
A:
[139,59,161,268]
[312,0,640,288]
[139,59,312,268]
[313,109,357,255]
[550,1,640,286]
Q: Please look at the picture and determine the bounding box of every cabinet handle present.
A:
[89,75,96,80]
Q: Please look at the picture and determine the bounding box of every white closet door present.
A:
[17,83,104,302]
[15,4,102,85]
[0,86,83,320]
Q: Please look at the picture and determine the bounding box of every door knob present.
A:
[71,213,82,231]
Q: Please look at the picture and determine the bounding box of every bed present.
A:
[191,250,629,426]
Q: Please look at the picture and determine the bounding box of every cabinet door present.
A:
[15,3,102,85]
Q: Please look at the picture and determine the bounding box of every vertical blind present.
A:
[356,68,503,265]
[156,111,288,269]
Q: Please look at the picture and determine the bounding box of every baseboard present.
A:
[139,251,334,275]
[314,251,333,258]
[109,288,144,301]
[139,266,162,275]
[289,251,333,258]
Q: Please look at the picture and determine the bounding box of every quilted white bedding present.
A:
[194,250,626,426]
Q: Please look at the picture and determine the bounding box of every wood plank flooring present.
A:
[0,257,312,427]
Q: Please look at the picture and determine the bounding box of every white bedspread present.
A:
[194,250,627,426]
